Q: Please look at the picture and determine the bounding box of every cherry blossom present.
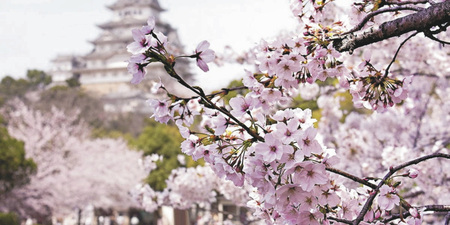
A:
[194,40,215,72]
[1,100,147,219]
[126,1,450,224]
[377,185,400,211]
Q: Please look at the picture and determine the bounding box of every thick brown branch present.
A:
[342,6,422,35]
[333,1,450,52]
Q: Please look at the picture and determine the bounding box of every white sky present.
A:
[0,0,298,90]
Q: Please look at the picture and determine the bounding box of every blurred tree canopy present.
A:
[0,212,20,225]
[26,69,52,88]
[0,70,52,106]
[129,119,203,191]
[0,115,36,195]
[34,85,106,128]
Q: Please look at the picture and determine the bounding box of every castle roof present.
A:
[50,54,79,63]
[83,48,129,60]
[107,0,164,11]
[97,17,147,29]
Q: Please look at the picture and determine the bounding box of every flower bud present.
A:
[408,168,419,179]
[409,208,420,218]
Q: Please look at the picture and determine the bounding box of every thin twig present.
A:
[390,69,450,79]
[445,212,450,225]
[402,190,425,199]
[424,31,450,45]
[326,167,377,189]
[384,31,419,77]
[342,6,423,35]
[327,216,353,224]
[428,22,449,34]
[163,62,264,142]
[205,86,248,99]
[352,153,450,225]
[412,86,432,148]
[384,0,428,5]
[383,205,450,223]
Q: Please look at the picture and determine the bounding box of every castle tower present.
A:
[50,0,191,101]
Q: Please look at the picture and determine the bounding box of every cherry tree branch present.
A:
[424,30,450,45]
[342,6,423,35]
[326,167,377,189]
[327,216,353,224]
[412,86,433,148]
[206,86,248,99]
[161,61,264,142]
[384,31,419,77]
[352,152,450,225]
[333,1,450,53]
[383,205,450,223]
[403,190,425,199]
[390,69,450,79]
[175,86,248,101]
[384,0,429,5]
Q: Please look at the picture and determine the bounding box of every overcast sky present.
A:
[0,0,298,90]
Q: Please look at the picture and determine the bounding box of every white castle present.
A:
[49,0,191,112]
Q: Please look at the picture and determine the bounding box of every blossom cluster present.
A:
[122,1,450,224]
[1,100,147,218]
[127,17,215,85]
[345,54,413,112]
[132,162,251,215]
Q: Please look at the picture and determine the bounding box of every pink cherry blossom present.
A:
[256,133,293,162]
[127,28,152,54]
[296,161,328,192]
[194,40,215,72]
[274,119,301,144]
[124,3,450,223]
[378,185,400,211]
[146,99,172,123]
[141,16,156,35]
[229,95,256,118]
[298,210,321,225]
[128,53,148,84]
[298,127,322,156]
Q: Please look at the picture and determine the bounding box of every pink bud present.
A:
[408,168,419,179]
[409,208,421,218]
[375,210,381,219]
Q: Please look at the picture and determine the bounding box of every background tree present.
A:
[0,212,20,225]
[0,69,51,107]
[0,115,36,195]
[129,119,203,191]
[34,86,106,129]
[0,100,147,223]
[25,69,52,90]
